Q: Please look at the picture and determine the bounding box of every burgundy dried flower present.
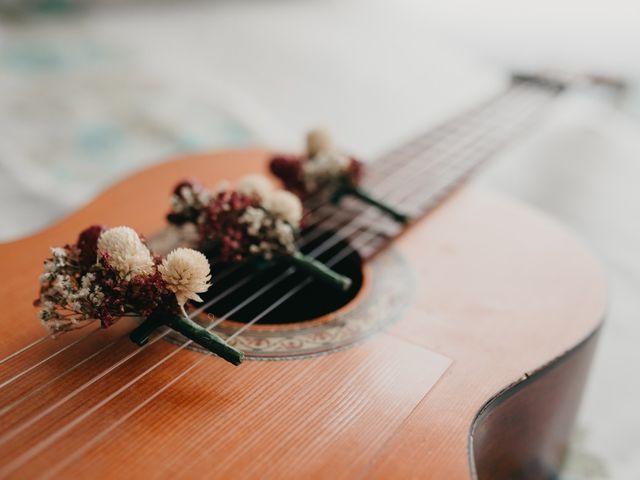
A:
[173,179,200,197]
[200,190,260,262]
[269,155,307,198]
[167,179,211,225]
[77,225,105,266]
[269,130,407,224]
[165,177,351,291]
[269,153,363,199]
[347,156,364,185]
[167,178,304,262]
[36,225,244,364]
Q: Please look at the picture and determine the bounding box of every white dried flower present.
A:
[97,226,155,280]
[236,174,274,201]
[273,220,296,252]
[171,183,210,214]
[211,179,231,194]
[51,247,67,259]
[306,128,333,157]
[159,248,212,306]
[44,259,56,273]
[302,150,350,192]
[240,206,267,236]
[81,273,96,289]
[263,190,303,226]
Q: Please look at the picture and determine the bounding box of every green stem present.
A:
[129,309,244,366]
[129,310,165,346]
[337,186,410,224]
[283,251,352,291]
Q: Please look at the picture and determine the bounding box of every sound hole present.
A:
[201,230,364,325]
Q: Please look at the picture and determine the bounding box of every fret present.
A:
[313,79,563,261]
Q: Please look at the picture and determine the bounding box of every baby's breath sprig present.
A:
[167,176,352,291]
[270,129,409,224]
[35,225,243,365]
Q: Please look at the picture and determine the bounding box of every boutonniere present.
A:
[270,129,409,223]
[35,225,244,365]
[166,175,352,291]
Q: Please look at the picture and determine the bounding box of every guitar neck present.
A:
[306,77,565,260]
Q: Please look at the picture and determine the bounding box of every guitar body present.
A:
[0,151,606,479]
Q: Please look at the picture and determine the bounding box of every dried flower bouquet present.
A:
[35,225,243,365]
[167,175,352,291]
[270,129,409,223]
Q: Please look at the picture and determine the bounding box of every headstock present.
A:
[511,70,627,93]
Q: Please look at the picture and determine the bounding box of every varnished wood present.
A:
[471,329,600,479]
[0,151,606,479]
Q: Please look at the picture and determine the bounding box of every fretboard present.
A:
[305,76,564,260]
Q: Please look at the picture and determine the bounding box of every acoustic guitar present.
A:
[0,74,607,479]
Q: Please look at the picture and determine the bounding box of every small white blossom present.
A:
[81,273,95,289]
[170,195,186,213]
[159,248,212,306]
[51,247,66,256]
[240,207,267,237]
[302,150,350,193]
[263,190,303,226]
[170,183,211,218]
[236,174,274,201]
[89,287,105,306]
[97,227,155,280]
[212,180,231,195]
[306,128,334,157]
[44,259,56,273]
[179,184,210,207]
[274,220,296,253]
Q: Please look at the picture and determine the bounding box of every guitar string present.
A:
[0,88,544,452]
[142,86,559,478]
[10,234,379,480]
[15,92,548,479]
[0,127,457,394]
[3,88,524,422]
[0,86,529,455]
[4,171,476,478]
[0,335,51,367]
[0,329,104,390]
[0,187,393,417]
[0,86,547,475]
[0,85,540,454]
[0,87,485,373]
[0,87,521,397]
[0,83,552,450]
[3,90,554,479]
[0,202,319,391]
[0,84,517,369]
[0,209,337,408]
[0,261,245,377]
[0,93,497,373]
[39,97,549,479]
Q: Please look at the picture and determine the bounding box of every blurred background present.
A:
[0,1,638,477]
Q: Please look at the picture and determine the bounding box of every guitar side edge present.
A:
[469,324,603,479]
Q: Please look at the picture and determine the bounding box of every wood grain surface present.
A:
[0,151,607,479]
